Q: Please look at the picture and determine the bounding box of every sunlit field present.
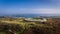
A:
[0,17,60,34]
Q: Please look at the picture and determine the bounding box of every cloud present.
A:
[1,8,60,14]
[18,8,60,14]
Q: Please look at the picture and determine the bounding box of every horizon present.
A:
[0,14,60,16]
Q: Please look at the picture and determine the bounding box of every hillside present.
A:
[0,17,60,34]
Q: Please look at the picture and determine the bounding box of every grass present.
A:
[0,32,5,34]
[0,17,60,34]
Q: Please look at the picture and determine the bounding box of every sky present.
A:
[0,0,60,15]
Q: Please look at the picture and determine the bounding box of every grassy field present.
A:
[0,17,60,34]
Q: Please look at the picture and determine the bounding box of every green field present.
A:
[0,17,60,34]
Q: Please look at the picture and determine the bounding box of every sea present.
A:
[0,14,60,18]
[8,14,51,18]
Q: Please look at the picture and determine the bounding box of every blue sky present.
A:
[0,0,60,15]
